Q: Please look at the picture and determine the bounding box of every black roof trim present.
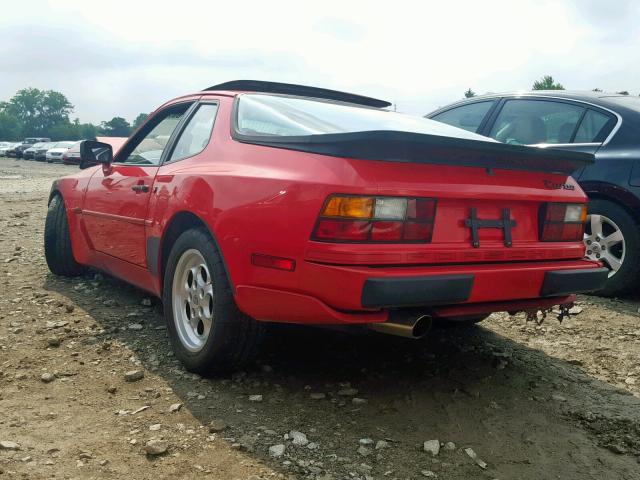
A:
[204,80,391,109]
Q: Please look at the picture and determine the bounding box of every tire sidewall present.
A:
[162,229,235,371]
[588,198,640,296]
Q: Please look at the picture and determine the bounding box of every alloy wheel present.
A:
[172,249,215,352]
[584,214,625,278]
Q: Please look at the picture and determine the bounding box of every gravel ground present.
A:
[1,157,639,480]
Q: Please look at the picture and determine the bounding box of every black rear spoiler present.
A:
[205,80,391,109]
[235,130,594,175]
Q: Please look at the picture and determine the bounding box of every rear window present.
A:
[235,93,492,142]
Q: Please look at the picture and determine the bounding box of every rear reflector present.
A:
[540,203,587,242]
[251,253,296,271]
[313,195,437,243]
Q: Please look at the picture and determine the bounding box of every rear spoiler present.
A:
[235,130,594,175]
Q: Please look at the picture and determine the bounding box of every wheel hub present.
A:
[584,214,625,279]
[172,249,215,352]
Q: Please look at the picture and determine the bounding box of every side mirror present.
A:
[80,140,113,165]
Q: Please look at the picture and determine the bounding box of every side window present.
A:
[430,101,494,133]
[119,103,192,165]
[574,109,614,143]
[169,103,218,162]
[489,100,585,145]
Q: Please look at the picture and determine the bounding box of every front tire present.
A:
[585,198,640,296]
[44,195,85,277]
[163,228,264,374]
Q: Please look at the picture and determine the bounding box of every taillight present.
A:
[312,195,437,243]
[540,203,587,241]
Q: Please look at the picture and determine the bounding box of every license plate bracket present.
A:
[464,207,516,248]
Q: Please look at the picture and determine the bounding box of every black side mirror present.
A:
[80,140,113,165]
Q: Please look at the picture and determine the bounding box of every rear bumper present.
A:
[362,266,608,308]
[235,259,605,325]
[540,267,608,296]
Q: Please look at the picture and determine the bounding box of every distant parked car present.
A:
[23,142,49,160]
[34,142,56,161]
[62,142,81,165]
[24,137,51,144]
[14,144,32,158]
[0,142,19,156]
[10,137,51,159]
[46,141,76,163]
[427,91,640,296]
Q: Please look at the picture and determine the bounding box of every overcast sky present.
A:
[1,0,638,124]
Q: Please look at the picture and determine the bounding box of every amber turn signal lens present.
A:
[322,196,374,218]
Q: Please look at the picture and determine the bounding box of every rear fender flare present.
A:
[155,211,234,293]
[580,180,640,218]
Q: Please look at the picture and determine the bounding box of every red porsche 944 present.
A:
[44,81,607,373]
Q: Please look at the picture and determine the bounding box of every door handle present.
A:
[131,184,149,192]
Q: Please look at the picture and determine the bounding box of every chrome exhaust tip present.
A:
[368,312,432,339]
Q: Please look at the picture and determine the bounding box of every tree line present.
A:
[0,87,148,141]
[464,75,637,98]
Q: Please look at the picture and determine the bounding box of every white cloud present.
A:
[0,0,637,123]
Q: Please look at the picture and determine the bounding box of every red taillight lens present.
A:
[312,195,437,243]
[314,219,370,241]
[540,203,587,242]
[371,221,403,241]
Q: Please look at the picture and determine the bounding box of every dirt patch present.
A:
[1,157,639,479]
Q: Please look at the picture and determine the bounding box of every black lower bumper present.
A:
[540,267,609,297]
[361,274,474,308]
[360,266,608,309]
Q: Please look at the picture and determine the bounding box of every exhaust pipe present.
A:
[368,311,432,339]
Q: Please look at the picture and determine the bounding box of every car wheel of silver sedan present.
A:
[584,198,640,296]
[584,214,625,278]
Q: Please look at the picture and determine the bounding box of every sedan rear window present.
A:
[235,93,492,142]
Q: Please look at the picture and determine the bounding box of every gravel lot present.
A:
[1,157,639,479]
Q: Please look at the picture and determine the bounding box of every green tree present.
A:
[132,113,149,130]
[5,88,73,136]
[464,88,476,98]
[592,88,603,92]
[532,75,564,90]
[616,90,629,95]
[0,111,22,140]
[100,117,131,137]
[79,123,99,140]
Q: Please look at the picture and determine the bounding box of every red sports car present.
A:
[44,80,607,373]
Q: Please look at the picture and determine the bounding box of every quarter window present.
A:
[489,100,584,145]
[170,103,218,162]
[574,109,613,143]
[430,101,494,133]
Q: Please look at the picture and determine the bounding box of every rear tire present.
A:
[586,198,640,296]
[163,228,264,375]
[44,195,85,277]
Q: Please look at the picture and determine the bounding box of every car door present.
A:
[483,97,618,178]
[82,100,196,266]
